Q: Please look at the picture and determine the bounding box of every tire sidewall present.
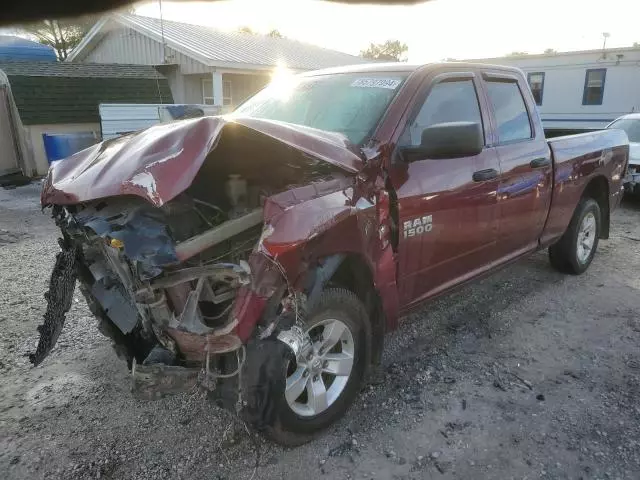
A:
[568,199,601,274]
[274,291,367,437]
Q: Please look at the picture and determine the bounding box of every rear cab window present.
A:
[484,79,533,144]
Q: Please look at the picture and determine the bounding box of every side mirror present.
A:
[400,121,484,161]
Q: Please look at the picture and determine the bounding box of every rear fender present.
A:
[541,131,627,246]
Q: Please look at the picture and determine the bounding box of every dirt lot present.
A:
[1,182,639,480]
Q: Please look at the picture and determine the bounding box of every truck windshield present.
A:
[608,118,640,143]
[233,72,408,145]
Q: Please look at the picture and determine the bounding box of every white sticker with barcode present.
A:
[350,78,402,89]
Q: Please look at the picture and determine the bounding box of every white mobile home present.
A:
[470,47,640,135]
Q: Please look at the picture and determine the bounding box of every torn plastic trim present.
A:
[307,254,345,307]
[29,238,78,366]
[70,199,179,280]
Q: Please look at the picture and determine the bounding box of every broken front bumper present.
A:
[31,204,298,419]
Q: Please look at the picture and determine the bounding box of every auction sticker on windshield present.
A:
[351,78,402,89]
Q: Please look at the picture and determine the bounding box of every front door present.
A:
[389,72,501,308]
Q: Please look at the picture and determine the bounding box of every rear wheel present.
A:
[548,198,601,274]
[264,288,368,446]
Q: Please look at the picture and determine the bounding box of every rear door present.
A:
[480,71,553,260]
[388,71,501,308]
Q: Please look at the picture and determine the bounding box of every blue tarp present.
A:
[0,36,56,62]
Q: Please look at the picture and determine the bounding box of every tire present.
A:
[548,198,601,275]
[263,288,368,446]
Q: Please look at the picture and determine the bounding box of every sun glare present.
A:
[266,63,298,102]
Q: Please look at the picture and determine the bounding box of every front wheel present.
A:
[549,198,601,274]
[264,288,368,446]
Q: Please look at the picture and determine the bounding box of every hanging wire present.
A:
[154,0,167,104]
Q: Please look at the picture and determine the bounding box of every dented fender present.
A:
[230,175,400,343]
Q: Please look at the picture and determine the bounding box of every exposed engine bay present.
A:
[38,184,268,408]
[31,117,352,390]
[44,184,263,367]
[30,112,395,440]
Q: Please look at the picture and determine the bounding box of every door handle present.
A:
[530,157,551,168]
[472,168,498,182]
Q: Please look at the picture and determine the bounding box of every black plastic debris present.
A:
[29,238,78,366]
[241,338,293,430]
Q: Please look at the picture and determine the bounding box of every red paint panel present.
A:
[41,117,363,207]
[541,129,628,244]
[493,139,553,258]
[232,286,269,342]
[390,147,500,308]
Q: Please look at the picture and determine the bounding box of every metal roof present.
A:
[0,61,166,78]
[1,63,172,125]
[70,14,366,71]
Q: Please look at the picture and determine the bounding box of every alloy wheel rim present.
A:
[577,212,596,264]
[284,318,355,417]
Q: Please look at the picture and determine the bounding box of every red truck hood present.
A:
[41,116,364,207]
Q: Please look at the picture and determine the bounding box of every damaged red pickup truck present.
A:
[35,63,628,445]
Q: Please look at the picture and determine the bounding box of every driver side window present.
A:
[399,79,483,146]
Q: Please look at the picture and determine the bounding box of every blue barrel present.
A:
[42,133,98,164]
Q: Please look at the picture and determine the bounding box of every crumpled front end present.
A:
[36,193,265,365]
[33,117,364,426]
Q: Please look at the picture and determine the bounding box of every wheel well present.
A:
[327,254,385,368]
[582,176,610,239]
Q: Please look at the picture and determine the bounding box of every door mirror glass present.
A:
[420,121,483,157]
[400,121,483,161]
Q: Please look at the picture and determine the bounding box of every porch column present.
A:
[211,71,223,107]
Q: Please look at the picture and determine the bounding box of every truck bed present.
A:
[542,129,629,245]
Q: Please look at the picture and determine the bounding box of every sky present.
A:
[135,0,640,63]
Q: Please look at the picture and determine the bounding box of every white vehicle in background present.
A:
[607,113,640,195]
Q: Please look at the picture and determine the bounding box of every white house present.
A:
[469,47,640,134]
[68,14,366,111]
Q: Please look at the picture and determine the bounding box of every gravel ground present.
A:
[1,183,640,480]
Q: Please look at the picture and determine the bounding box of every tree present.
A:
[267,29,283,39]
[238,26,255,35]
[634,42,640,47]
[507,51,528,56]
[21,16,98,60]
[544,48,557,54]
[360,40,408,62]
